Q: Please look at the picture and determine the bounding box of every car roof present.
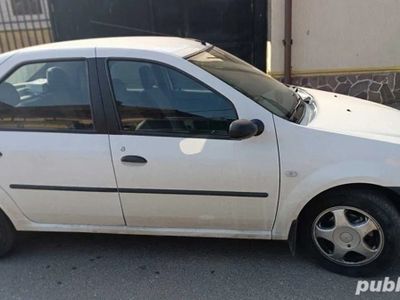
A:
[12,36,209,58]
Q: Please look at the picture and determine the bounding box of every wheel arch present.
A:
[0,185,31,230]
[290,183,400,253]
[297,183,400,224]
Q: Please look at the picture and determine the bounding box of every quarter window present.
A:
[108,60,237,137]
[0,60,93,131]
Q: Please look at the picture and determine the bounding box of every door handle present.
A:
[121,155,148,164]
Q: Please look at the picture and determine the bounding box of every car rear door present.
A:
[96,49,280,234]
[0,50,124,226]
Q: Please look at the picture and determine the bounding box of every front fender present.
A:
[272,160,396,240]
[272,113,400,240]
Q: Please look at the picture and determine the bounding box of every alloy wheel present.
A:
[312,206,384,266]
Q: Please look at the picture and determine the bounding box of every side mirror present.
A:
[229,119,265,140]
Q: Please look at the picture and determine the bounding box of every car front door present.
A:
[0,58,124,226]
[97,54,280,233]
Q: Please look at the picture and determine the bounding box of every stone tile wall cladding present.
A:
[289,72,400,107]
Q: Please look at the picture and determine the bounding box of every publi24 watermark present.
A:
[356,277,400,295]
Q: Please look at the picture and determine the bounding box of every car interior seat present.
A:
[112,78,130,104]
[137,66,186,132]
[46,67,72,97]
[0,82,20,107]
[139,65,172,110]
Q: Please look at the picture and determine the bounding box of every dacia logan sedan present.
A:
[0,37,399,276]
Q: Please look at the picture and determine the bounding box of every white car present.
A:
[0,37,399,276]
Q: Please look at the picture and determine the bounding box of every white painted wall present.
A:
[269,0,400,76]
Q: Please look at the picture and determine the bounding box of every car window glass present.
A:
[166,69,207,92]
[0,60,93,131]
[189,47,299,120]
[108,60,237,137]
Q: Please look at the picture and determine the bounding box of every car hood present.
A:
[304,88,400,143]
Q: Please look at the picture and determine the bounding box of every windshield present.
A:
[188,47,298,120]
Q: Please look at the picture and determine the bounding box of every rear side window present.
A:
[0,60,93,131]
[108,60,237,138]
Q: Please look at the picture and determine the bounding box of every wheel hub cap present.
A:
[334,227,360,249]
[339,232,353,243]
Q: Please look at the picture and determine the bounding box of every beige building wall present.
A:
[270,0,400,76]
[269,0,400,104]
[0,29,52,53]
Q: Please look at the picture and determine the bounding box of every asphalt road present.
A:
[0,232,399,300]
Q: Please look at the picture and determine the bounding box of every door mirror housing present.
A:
[229,119,264,140]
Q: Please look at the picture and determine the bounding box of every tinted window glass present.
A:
[0,61,93,131]
[166,69,207,92]
[189,47,298,120]
[109,60,237,137]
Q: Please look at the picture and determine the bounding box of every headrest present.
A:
[0,82,20,106]
[46,67,69,91]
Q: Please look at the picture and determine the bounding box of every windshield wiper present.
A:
[288,93,305,121]
[292,87,312,103]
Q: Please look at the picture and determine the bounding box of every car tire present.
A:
[300,187,400,277]
[0,210,16,257]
